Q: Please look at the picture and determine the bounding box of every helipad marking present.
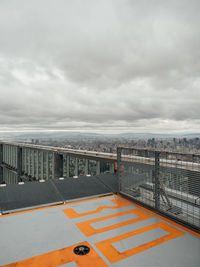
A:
[76,209,152,236]
[115,194,200,237]
[95,221,186,263]
[63,198,129,219]
[2,241,108,267]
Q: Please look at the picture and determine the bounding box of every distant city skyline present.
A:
[0,0,200,133]
[0,130,200,138]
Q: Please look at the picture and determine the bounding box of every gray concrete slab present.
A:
[0,194,199,267]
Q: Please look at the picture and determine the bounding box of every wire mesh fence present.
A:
[117,147,200,229]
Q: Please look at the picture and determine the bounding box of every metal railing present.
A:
[0,142,116,184]
[117,147,200,229]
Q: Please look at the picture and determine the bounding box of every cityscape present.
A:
[1,131,200,154]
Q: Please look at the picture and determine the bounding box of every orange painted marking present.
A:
[2,241,108,267]
[114,194,200,238]
[0,195,113,218]
[1,193,199,237]
[63,198,129,219]
[95,221,185,263]
[76,208,152,236]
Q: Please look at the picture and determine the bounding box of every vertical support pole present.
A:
[109,162,114,174]
[32,150,35,178]
[10,146,12,167]
[4,168,7,184]
[0,167,3,183]
[2,144,4,165]
[74,157,78,176]
[41,151,44,180]
[9,145,11,166]
[46,152,49,180]
[13,147,15,168]
[54,153,63,178]
[6,145,8,165]
[7,145,9,165]
[36,150,39,180]
[5,145,7,165]
[52,152,55,179]
[14,146,16,168]
[4,145,6,164]
[154,151,160,210]
[10,146,12,166]
[17,146,22,182]
[66,155,70,177]
[12,146,17,168]
[11,146,13,167]
[60,154,63,178]
[117,147,122,193]
[84,159,89,176]
[8,145,10,166]
[0,144,3,183]
[15,146,18,169]
[28,149,31,176]
[25,148,27,174]
[96,160,100,175]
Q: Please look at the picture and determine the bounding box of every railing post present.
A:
[117,147,122,193]
[0,144,3,183]
[17,146,22,182]
[46,152,49,180]
[41,150,44,180]
[84,159,89,176]
[54,153,63,178]
[96,160,100,175]
[36,150,39,180]
[74,157,78,176]
[154,151,160,209]
[66,155,70,177]
[109,162,114,173]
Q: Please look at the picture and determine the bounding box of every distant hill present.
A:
[0,131,200,140]
[116,133,200,139]
[0,131,101,140]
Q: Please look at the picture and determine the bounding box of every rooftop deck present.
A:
[0,194,200,267]
[0,145,200,266]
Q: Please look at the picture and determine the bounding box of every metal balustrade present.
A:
[117,147,200,229]
[0,142,115,184]
[1,141,200,230]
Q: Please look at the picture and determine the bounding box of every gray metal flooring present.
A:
[0,174,117,213]
[0,194,200,266]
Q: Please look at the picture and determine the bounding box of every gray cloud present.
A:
[0,0,200,133]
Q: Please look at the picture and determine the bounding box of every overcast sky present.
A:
[0,0,200,134]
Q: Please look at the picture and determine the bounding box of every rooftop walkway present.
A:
[0,194,200,267]
[0,174,117,213]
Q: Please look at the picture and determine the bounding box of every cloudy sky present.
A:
[0,0,199,134]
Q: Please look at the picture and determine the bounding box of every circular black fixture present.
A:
[73,245,90,255]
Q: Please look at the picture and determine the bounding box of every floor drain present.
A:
[73,245,90,255]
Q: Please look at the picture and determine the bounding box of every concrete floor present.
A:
[0,194,200,267]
